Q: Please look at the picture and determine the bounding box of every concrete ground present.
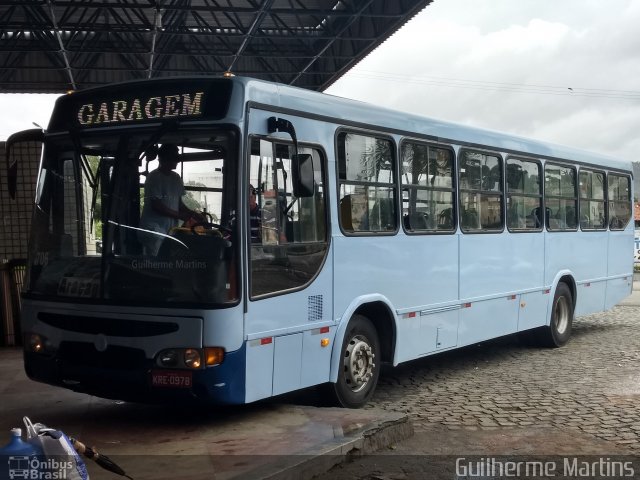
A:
[0,349,411,480]
[2,284,639,479]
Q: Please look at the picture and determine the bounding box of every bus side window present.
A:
[400,141,455,234]
[338,132,397,234]
[459,150,503,233]
[608,173,631,231]
[545,163,577,232]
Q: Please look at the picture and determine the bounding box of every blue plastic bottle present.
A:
[0,428,39,456]
[0,428,41,480]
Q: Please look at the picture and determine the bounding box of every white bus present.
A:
[6,76,633,408]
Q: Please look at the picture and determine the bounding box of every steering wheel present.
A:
[190,222,232,235]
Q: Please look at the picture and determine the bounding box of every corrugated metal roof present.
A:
[0,0,433,93]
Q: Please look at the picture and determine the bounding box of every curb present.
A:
[246,415,414,480]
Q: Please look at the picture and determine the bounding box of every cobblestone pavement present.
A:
[362,306,640,450]
[313,306,640,478]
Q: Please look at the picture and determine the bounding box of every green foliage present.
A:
[183,180,206,212]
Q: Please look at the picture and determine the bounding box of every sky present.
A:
[325,0,640,164]
[1,0,639,163]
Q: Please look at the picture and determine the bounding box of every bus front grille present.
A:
[57,341,148,370]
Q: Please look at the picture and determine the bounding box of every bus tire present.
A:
[327,314,380,408]
[536,282,574,347]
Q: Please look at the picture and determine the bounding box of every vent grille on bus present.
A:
[307,295,323,322]
[38,313,179,337]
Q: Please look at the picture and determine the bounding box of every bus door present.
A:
[243,111,332,402]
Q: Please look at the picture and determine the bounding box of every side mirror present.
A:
[292,154,314,198]
[5,128,44,199]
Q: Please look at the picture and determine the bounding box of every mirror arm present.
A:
[267,117,299,157]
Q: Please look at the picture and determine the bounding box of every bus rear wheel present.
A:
[535,282,574,347]
[327,314,380,408]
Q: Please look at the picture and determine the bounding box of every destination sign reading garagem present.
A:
[76,92,204,126]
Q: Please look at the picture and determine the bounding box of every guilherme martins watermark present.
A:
[456,457,635,478]
[131,259,207,270]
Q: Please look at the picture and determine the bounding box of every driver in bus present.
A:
[139,143,203,255]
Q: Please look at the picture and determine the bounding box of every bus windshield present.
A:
[27,127,239,306]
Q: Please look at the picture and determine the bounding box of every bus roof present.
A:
[50,75,631,173]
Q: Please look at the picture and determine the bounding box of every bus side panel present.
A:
[396,309,459,363]
[605,228,634,309]
[300,328,333,388]
[460,233,544,299]
[273,333,303,395]
[557,231,608,316]
[245,339,274,403]
[424,309,459,351]
[544,232,577,287]
[575,281,606,316]
[458,297,520,345]
[333,234,459,364]
[518,291,550,331]
[458,232,541,344]
[605,276,633,310]
[396,235,459,362]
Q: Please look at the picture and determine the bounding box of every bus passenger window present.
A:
[545,163,577,232]
[506,158,542,232]
[608,173,631,230]
[578,169,605,230]
[459,150,503,232]
[338,132,397,234]
[400,141,455,233]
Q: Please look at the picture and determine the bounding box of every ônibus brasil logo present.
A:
[7,455,74,479]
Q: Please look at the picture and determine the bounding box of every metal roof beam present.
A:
[291,0,376,85]
[45,0,76,89]
[227,0,274,72]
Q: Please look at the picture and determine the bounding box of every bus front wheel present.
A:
[327,315,380,408]
[536,282,574,347]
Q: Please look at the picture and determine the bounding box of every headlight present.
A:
[183,349,202,369]
[158,349,178,367]
[27,334,44,354]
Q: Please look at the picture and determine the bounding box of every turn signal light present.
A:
[204,347,225,366]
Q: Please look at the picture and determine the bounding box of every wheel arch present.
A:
[329,295,397,383]
[547,271,577,325]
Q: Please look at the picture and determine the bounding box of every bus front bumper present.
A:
[23,345,246,405]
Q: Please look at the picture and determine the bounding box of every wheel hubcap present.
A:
[554,296,569,334]
[343,336,375,393]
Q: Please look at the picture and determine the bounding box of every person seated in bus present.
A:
[139,143,203,255]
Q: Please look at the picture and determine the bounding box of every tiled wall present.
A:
[0,140,41,261]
